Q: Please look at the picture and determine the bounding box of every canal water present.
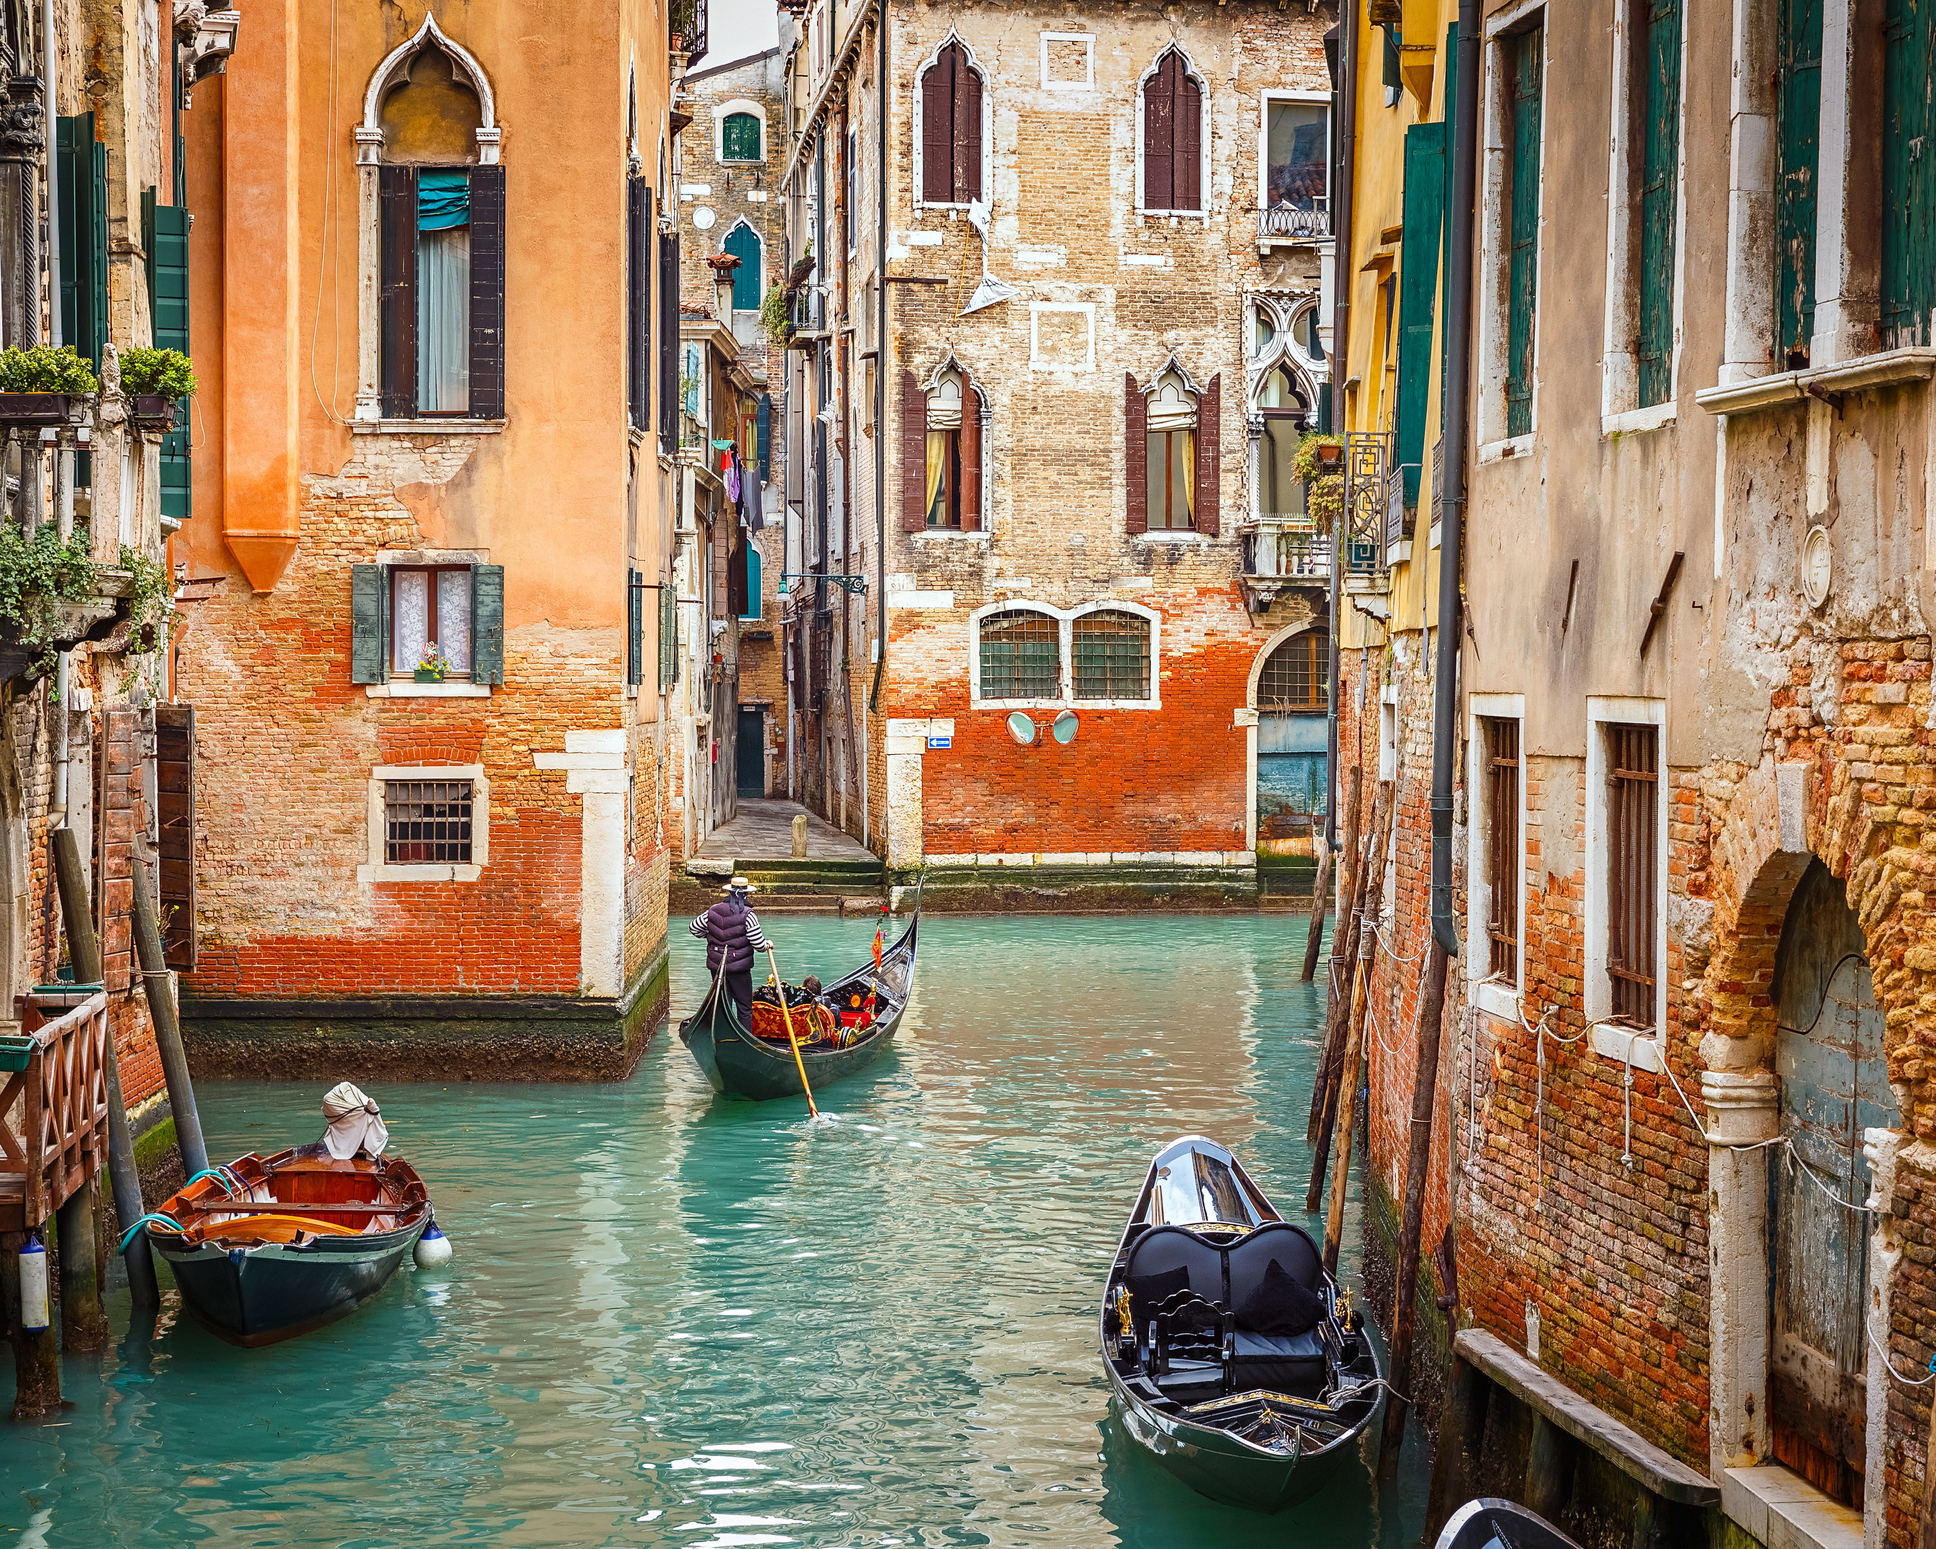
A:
[1,915,1430,1548]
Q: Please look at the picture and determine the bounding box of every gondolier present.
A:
[691,876,769,1028]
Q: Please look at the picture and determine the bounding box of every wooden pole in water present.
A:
[53,826,156,1306]
[1,1233,61,1417]
[1306,782,1385,1207]
[1307,771,1366,1142]
[1379,936,1451,1474]
[1322,787,1394,1274]
[132,849,208,1176]
[55,1181,107,1351]
[1300,835,1333,984]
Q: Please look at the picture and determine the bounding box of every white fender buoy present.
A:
[414,1219,452,1269]
[18,1234,49,1332]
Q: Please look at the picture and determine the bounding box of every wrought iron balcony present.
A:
[1343,430,1392,576]
[1257,203,1332,243]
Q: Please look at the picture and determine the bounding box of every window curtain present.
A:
[418,169,471,413]
[1178,429,1195,522]
[926,432,947,522]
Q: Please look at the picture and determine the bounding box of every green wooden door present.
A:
[722,222,762,313]
[1506,27,1543,438]
[1776,0,1822,365]
[1638,0,1682,407]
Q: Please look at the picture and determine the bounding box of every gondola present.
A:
[677,909,919,1100]
[144,1144,431,1347]
[1432,1499,1583,1549]
[1101,1136,1384,1512]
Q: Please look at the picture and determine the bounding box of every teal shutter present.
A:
[658,583,677,689]
[147,197,193,520]
[350,565,386,684]
[722,112,762,161]
[756,391,772,482]
[722,222,761,312]
[627,569,642,685]
[471,565,505,685]
[1638,0,1682,407]
[1775,0,1822,364]
[89,141,108,364]
[56,116,92,359]
[1506,28,1543,438]
[1439,22,1459,418]
[741,549,761,620]
[1883,0,1935,345]
[1396,123,1445,510]
[1382,25,1402,90]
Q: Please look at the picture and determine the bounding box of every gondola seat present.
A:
[1226,1223,1328,1394]
[1123,1226,1226,1328]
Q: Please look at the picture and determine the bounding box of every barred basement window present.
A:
[979,610,1060,700]
[1483,716,1521,981]
[384,780,474,864]
[1074,611,1151,700]
[1605,722,1658,1027]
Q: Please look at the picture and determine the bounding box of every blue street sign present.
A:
[927,736,952,750]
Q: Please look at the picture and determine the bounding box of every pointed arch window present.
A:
[903,362,982,532]
[1125,364,1219,535]
[919,40,984,206]
[1258,364,1314,521]
[721,221,762,312]
[1142,49,1203,213]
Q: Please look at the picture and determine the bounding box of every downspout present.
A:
[1378,0,1480,1475]
[868,3,886,724]
[1323,10,1355,863]
[45,0,66,823]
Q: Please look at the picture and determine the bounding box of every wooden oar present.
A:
[764,949,821,1118]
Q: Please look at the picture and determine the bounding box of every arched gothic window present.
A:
[1141,48,1203,213]
[918,39,984,206]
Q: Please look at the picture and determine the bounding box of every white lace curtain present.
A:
[417,228,471,414]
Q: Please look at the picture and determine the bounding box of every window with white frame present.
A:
[719,106,764,163]
[972,603,1161,708]
[359,764,490,882]
[1584,697,1667,1062]
[1260,94,1329,230]
[1466,695,1526,1009]
[1478,7,1546,448]
[917,37,986,208]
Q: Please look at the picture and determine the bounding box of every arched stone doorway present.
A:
[1769,858,1893,1506]
[1246,622,1327,857]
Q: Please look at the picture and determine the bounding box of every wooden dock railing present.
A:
[1,990,111,1232]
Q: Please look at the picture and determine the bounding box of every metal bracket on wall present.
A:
[781,572,867,597]
[1637,551,1685,659]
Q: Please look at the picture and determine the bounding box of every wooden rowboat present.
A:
[1101,1136,1384,1512]
[145,1144,431,1347]
[677,911,919,1101]
[1432,1499,1584,1549]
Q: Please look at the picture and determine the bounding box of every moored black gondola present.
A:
[1432,1498,1584,1549]
[1101,1136,1384,1512]
[677,910,919,1100]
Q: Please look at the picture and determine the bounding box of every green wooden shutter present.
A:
[1775,0,1822,364]
[1439,22,1459,419]
[1638,0,1682,407]
[471,565,505,685]
[723,112,761,161]
[756,391,771,483]
[1506,28,1544,438]
[1383,25,1402,91]
[147,196,194,520]
[658,582,677,689]
[743,549,761,621]
[56,116,90,359]
[722,221,761,312]
[1883,0,1935,345]
[1396,122,1445,510]
[89,140,108,364]
[627,569,643,685]
[350,565,386,684]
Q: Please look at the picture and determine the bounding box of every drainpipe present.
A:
[1323,11,1356,863]
[868,3,885,734]
[1378,0,1481,1476]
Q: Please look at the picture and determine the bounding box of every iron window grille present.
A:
[1073,611,1151,700]
[1483,716,1521,982]
[384,780,474,865]
[1257,631,1328,711]
[1605,722,1658,1027]
[979,610,1060,699]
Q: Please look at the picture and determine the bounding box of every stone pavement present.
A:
[692,800,877,863]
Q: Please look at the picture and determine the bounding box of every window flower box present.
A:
[130,394,178,432]
[0,392,88,428]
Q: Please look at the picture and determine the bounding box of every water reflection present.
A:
[1,913,1426,1548]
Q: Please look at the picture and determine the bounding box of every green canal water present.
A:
[1,915,1430,1548]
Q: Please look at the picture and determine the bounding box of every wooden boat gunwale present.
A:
[1099,1135,1385,1513]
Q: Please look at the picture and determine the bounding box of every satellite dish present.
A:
[1006,711,1037,746]
[1052,710,1079,744]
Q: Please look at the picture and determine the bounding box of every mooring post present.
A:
[1,1232,62,1418]
[791,811,808,859]
[54,1179,108,1352]
[131,848,208,1176]
[54,825,157,1306]
[1300,833,1332,983]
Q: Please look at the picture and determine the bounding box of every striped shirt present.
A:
[690,906,770,953]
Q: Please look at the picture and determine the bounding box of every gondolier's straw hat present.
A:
[725,876,758,893]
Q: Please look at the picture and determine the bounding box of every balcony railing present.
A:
[1257,202,1332,242]
[1243,518,1331,582]
[1343,430,1392,576]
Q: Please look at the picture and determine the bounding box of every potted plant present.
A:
[414,641,450,684]
[0,346,98,427]
[119,347,197,431]
[1293,433,1347,534]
